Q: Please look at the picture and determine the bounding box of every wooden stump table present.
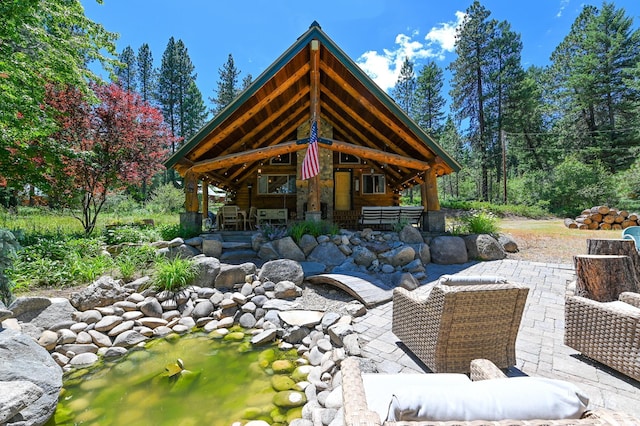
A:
[573,254,637,302]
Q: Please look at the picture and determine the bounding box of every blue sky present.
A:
[82,0,640,105]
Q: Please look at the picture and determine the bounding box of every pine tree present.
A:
[114,46,137,92]
[210,54,241,116]
[242,74,253,91]
[183,80,208,139]
[391,57,416,114]
[137,43,155,103]
[412,61,446,134]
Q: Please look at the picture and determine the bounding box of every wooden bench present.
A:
[359,206,424,229]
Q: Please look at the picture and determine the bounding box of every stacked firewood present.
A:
[564,205,639,230]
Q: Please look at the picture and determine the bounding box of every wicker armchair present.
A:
[565,281,640,382]
[341,357,640,426]
[392,278,529,373]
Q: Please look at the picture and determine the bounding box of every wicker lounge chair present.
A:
[341,357,640,425]
[392,276,529,373]
[565,280,640,382]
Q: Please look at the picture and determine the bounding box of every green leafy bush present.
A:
[102,225,158,245]
[152,257,198,292]
[287,220,339,242]
[114,245,158,282]
[450,210,499,236]
[257,223,289,241]
[147,184,185,214]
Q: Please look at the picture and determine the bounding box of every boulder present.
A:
[69,276,129,311]
[378,246,415,267]
[498,234,519,253]
[274,281,301,299]
[257,242,280,261]
[298,234,319,256]
[0,329,62,426]
[351,246,376,267]
[168,244,201,259]
[201,238,223,258]
[429,236,468,264]
[307,243,347,269]
[8,297,51,320]
[215,263,256,289]
[398,225,424,244]
[464,234,506,261]
[192,257,221,288]
[272,237,306,262]
[258,259,304,287]
[0,381,44,425]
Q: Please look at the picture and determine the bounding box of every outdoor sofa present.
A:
[341,357,640,425]
[565,280,640,382]
[360,206,424,229]
[392,275,529,373]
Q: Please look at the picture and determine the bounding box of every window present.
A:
[257,175,296,194]
[362,174,385,194]
[270,153,291,165]
[339,152,360,164]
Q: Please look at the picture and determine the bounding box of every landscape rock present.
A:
[429,236,468,264]
[215,263,256,289]
[298,234,319,256]
[307,243,347,269]
[351,246,376,267]
[464,234,506,261]
[0,329,62,426]
[259,259,304,286]
[272,237,306,262]
[0,381,44,425]
[69,276,128,310]
[192,257,221,288]
[499,234,519,253]
[378,245,415,267]
[398,225,424,244]
[8,297,51,320]
[202,238,223,258]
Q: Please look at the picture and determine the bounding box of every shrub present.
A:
[157,223,200,241]
[288,220,339,242]
[257,223,289,241]
[392,219,411,233]
[102,225,157,245]
[114,245,158,282]
[454,210,499,236]
[152,257,198,292]
[147,184,185,214]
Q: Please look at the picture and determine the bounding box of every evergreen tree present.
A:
[114,46,137,92]
[242,74,253,91]
[210,54,241,116]
[183,80,208,139]
[412,61,446,134]
[391,57,416,114]
[137,43,155,102]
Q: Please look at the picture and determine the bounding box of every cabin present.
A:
[164,22,461,233]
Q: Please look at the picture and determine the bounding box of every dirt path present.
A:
[499,217,621,265]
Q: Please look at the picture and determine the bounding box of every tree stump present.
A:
[587,238,640,291]
[574,255,637,302]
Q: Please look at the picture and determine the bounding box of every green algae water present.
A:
[46,331,305,426]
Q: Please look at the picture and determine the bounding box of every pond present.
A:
[46,329,308,426]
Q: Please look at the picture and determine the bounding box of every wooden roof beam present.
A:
[321,139,430,171]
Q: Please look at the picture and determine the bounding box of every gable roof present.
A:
[165,21,461,191]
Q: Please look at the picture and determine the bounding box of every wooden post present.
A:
[184,171,199,213]
[202,180,209,221]
[307,39,321,217]
[424,168,439,211]
[574,254,637,302]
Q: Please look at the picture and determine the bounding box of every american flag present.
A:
[301,120,320,180]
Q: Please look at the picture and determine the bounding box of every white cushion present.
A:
[438,274,508,286]
[386,377,589,422]
[362,373,471,423]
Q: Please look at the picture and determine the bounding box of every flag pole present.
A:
[306,39,322,221]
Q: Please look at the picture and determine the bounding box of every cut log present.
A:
[581,209,592,215]
[591,205,610,215]
[564,218,578,229]
[603,214,616,224]
[628,213,638,221]
[589,213,603,223]
[618,210,629,218]
[621,220,635,229]
[574,254,637,302]
[575,216,592,225]
[587,238,640,290]
[587,221,599,230]
[614,215,625,224]
[599,222,612,230]
[612,223,622,231]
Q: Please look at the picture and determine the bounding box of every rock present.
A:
[327,323,355,347]
[257,242,279,260]
[251,329,277,345]
[258,259,305,287]
[345,302,366,317]
[69,352,99,367]
[8,297,51,320]
[307,243,347,268]
[0,329,62,426]
[102,347,128,358]
[73,309,102,324]
[69,276,129,310]
[279,310,324,328]
[59,343,99,355]
[184,236,203,247]
[202,238,223,258]
[0,308,12,322]
[192,257,221,288]
[37,330,58,351]
[113,330,147,348]
[351,246,376,267]
[300,261,326,277]
[0,381,44,425]
[168,237,184,248]
[499,234,519,253]
[169,244,201,259]
[191,300,214,320]
[140,297,163,318]
[274,281,301,299]
[398,273,419,291]
[298,234,319,256]
[215,263,256,289]
[88,330,113,347]
[273,390,307,408]
[109,320,133,336]
[378,246,415,267]
[415,243,431,264]
[429,236,469,264]
[272,237,306,262]
[272,375,296,391]
[123,275,150,291]
[94,315,123,332]
[399,225,424,244]
[320,312,341,330]
[464,234,506,261]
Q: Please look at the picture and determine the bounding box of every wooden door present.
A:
[334,171,351,210]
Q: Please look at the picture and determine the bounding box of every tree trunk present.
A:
[574,254,637,302]
[587,238,640,291]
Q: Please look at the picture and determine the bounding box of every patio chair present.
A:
[392,275,529,373]
[220,205,241,230]
[565,280,640,382]
[247,206,257,230]
[622,225,640,250]
[341,357,640,425]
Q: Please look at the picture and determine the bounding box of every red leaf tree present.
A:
[45,83,174,234]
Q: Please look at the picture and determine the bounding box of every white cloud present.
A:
[356,12,465,92]
[556,0,570,17]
